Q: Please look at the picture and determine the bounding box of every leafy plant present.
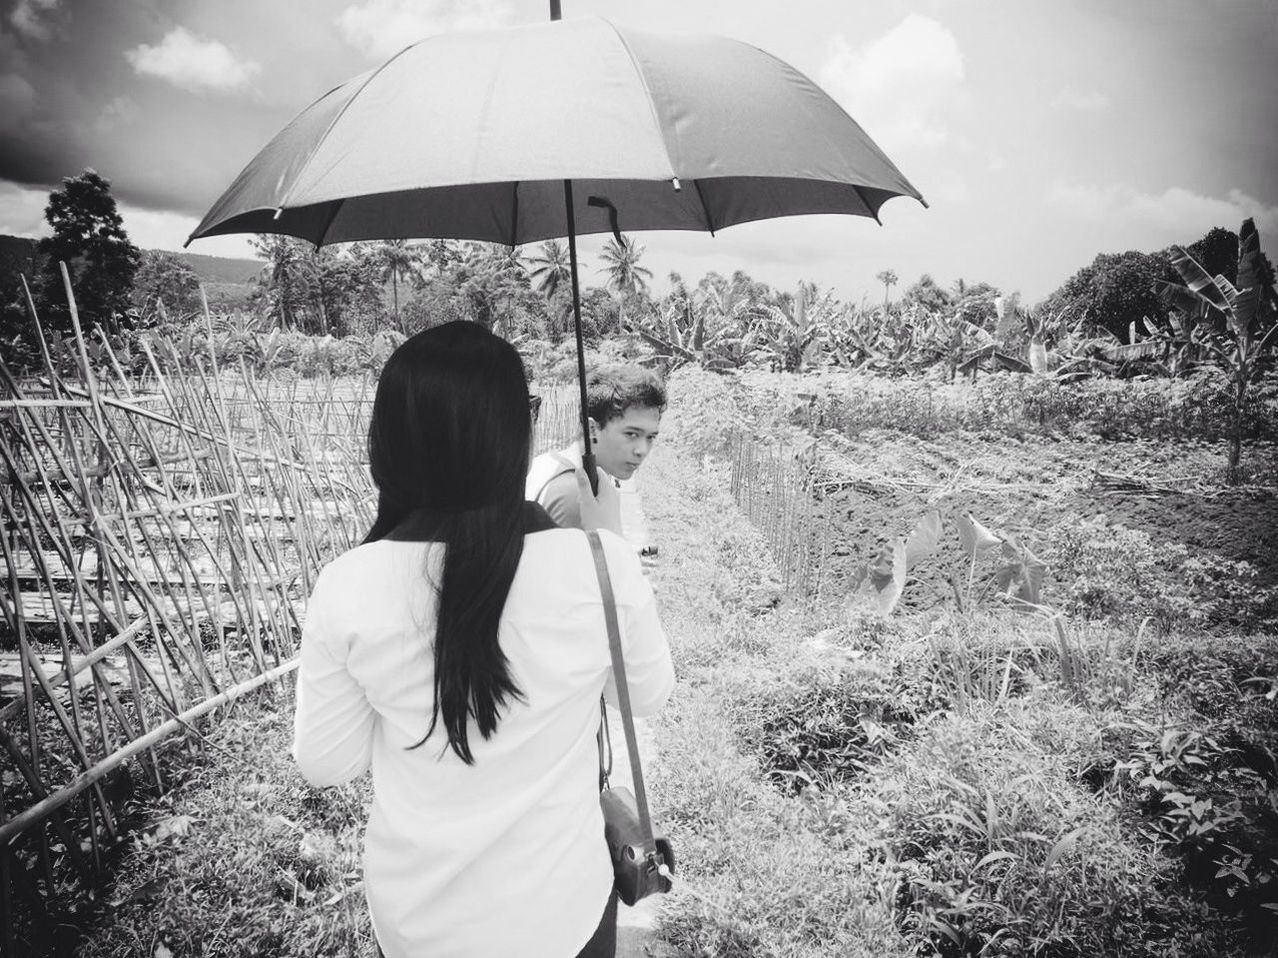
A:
[847,510,1047,618]
[1161,218,1278,480]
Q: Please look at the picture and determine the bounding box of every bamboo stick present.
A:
[0,658,299,847]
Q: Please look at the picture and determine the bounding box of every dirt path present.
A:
[610,443,689,958]
[608,439,778,957]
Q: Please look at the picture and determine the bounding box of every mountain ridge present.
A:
[0,234,262,285]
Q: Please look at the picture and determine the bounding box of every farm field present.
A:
[45,365,1278,958]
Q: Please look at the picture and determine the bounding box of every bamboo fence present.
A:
[727,430,828,598]
[0,285,581,950]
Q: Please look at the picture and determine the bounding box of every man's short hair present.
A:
[585,364,667,425]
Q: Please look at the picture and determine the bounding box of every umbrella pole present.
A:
[563,178,599,495]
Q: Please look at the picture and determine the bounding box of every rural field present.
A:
[3,172,1277,958]
[2,2,1275,954]
[3,329,1276,956]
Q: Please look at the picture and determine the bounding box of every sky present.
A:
[0,0,1275,305]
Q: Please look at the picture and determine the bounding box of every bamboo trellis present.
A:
[0,285,580,951]
[728,430,827,598]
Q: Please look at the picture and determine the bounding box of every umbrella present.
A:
[188,12,926,485]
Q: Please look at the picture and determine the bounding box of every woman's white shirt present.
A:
[293,528,673,958]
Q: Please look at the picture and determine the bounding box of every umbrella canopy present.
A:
[188,17,925,248]
[189,14,925,491]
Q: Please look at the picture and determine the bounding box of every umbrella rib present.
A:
[277,46,419,211]
[316,198,347,248]
[853,185,883,226]
[692,180,717,236]
[511,181,520,247]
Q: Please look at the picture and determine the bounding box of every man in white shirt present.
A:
[527,365,665,558]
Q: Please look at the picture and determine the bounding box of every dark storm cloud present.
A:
[0,0,368,218]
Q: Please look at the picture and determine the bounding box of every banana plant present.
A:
[758,283,837,372]
[1162,218,1278,480]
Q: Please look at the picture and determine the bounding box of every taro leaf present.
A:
[904,510,942,567]
[957,512,1001,559]
[995,537,1047,608]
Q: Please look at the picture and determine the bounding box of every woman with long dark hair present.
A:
[293,321,673,958]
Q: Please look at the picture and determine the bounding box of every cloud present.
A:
[336,0,514,59]
[1052,86,1110,111]
[0,72,37,117]
[94,96,139,134]
[819,14,966,154]
[1047,182,1278,237]
[117,202,258,259]
[9,0,60,41]
[0,177,258,259]
[125,27,261,93]
[0,179,51,237]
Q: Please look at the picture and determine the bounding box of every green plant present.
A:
[743,660,919,792]
[1162,218,1278,480]
[1107,715,1278,925]
[870,705,1199,957]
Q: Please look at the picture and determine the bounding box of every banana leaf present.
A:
[1167,245,1230,313]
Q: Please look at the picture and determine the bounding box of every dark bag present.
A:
[586,531,674,907]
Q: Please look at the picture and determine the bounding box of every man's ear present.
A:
[589,417,603,443]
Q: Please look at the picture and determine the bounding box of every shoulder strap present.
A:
[531,452,577,503]
[585,530,655,845]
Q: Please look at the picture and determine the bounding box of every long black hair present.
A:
[364,321,531,764]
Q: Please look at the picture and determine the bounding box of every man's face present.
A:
[591,406,661,480]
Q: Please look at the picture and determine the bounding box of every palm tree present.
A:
[377,239,423,332]
[876,269,898,310]
[252,234,312,331]
[527,240,572,299]
[598,234,653,332]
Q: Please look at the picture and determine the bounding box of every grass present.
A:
[74,690,376,958]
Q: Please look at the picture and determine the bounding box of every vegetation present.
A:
[33,170,141,337]
[3,169,1277,955]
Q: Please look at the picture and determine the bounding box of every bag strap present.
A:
[531,451,578,503]
[586,530,656,846]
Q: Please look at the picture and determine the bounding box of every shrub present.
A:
[1103,710,1278,939]
[864,701,1231,957]
[1043,516,1278,633]
[739,657,920,793]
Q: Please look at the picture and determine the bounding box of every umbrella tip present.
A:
[671,177,681,192]
[273,207,284,221]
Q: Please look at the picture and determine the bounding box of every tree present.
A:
[876,269,898,309]
[527,240,572,299]
[451,243,537,335]
[34,169,141,337]
[598,234,653,333]
[252,234,315,332]
[315,245,384,336]
[952,280,1002,334]
[133,250,201,321]
[1035,226,1274,345]
[900,273,953,314]
[376,239,424,331]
